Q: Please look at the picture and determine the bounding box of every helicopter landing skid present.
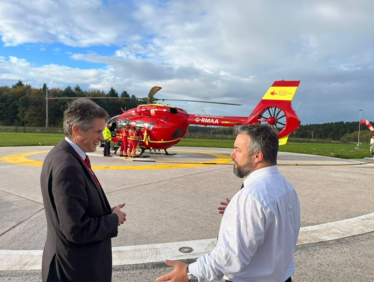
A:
[164,149,176,156]
[142,148,177,156]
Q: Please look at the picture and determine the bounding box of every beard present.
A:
[233,159,252,178]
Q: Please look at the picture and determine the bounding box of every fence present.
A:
[0,126,63,134]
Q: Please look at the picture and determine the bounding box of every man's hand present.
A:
[156,260,188,282]
[218,198,230,215]
[112,203,126,226]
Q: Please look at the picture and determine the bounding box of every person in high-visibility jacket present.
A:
[128,126,140,157]
[103,124,112,157]
[119,124,130,157]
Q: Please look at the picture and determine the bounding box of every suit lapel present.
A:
[58,139,111,213]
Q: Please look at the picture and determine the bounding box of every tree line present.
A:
[0,80,143,127]
[1,80,373,143]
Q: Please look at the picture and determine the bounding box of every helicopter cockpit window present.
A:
[169,108,178,114]
[117,119,131,130]
[135,120,145,130]
[147,122,155,130]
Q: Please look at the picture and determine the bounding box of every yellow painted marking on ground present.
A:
[1,151,49,167]
[4,150,369,169]
[0,150,232,170]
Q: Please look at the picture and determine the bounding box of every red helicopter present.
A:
[106,80,301,155]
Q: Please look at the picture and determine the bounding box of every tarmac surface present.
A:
[1,145,374,281]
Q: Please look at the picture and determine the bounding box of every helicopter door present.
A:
[108,118,117,137]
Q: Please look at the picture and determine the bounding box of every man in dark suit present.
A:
[40,98,127,282]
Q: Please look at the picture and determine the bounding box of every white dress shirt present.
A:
[64,137,86,160]
[189,165,301,282]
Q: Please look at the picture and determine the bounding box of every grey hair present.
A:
[234,124,278,165]
[63,98,109,136]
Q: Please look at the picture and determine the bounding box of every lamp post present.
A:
[45,86,49,128]
[358,108,362,149]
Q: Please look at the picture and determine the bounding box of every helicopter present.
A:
[105,80,301,155]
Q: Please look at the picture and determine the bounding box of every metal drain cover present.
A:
[179,246,193,253]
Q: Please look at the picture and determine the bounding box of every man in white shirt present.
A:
[157,124,301,282]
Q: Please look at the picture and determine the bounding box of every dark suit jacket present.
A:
[40,139,118,282]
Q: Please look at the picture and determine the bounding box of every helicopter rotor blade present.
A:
[156,98,242,106]
[148,86,162,101]
[46,97,132,100]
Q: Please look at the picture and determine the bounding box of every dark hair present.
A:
[234,124,278,165]
[63,98,109,136]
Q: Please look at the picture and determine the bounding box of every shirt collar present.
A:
[243,165,278,186]
[65,137,86,160]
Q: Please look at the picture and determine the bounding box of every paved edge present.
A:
[2,212,374,271]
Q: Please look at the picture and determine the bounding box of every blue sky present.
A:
[1,0,374,124]
[0,44,112,68]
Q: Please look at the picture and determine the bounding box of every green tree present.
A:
[12,79,24,88]
[24,89,45,126]
[62,86,75,97]
[120,90,129,98]
[107,87,118,97]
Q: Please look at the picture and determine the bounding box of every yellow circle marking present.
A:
[1,151,49,167]
[1,150,233,170]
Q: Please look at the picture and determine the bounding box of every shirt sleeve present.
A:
[189,192,266,281]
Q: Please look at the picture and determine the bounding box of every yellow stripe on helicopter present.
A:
[142,130,181,146]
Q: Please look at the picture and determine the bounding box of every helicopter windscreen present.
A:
[135,120,145,130]
[146,122,155,130]
[117,119,131,130]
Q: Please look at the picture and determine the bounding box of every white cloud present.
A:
[0,0,374,123]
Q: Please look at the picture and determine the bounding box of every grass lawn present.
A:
[278,142,370,159]
[176,138,371,159]
[0,132,65,147]
[0,133,371,159]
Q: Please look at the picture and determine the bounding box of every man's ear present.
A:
[255,151,264,163]
[72,124,80,135]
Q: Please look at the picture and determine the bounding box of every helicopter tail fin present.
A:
[247,80,301,145]
[278,135,289,146]
[261,80,300,101]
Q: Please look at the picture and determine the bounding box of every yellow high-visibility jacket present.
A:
[103,127,112,141]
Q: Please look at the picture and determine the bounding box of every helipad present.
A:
[1,146,374,279]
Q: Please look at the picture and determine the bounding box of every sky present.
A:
[0,0,373,125]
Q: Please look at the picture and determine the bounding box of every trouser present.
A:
[128,141,138,156]
[120,140,128,156]
[104,140,111,156]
